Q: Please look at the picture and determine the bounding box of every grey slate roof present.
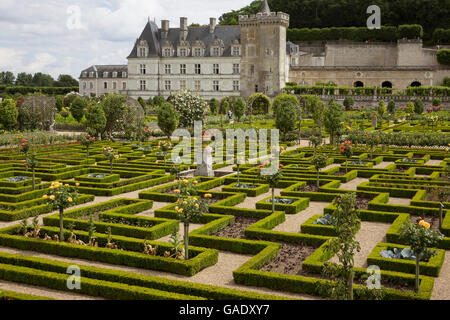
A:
[80,65,128,79]
[127,22,241,58]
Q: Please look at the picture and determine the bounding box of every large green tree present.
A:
[158,102,179,139]
[70,97,87,123]
[275,101,297,141]
[55,74,79,87]
[0,98,18,130]
[0,71,15,85]
[100,94,128,137]
[323,99,344,145]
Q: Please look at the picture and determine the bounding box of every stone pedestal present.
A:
[195,147,214,177]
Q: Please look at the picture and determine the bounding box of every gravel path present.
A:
[339,178,368,191]
[0,246,317,300]
[273,202,330,233]
[388,197,411,206]
[431,251,450,300]
[373,162,394,169]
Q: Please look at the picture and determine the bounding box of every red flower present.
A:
[22,139,27,142]
[23,163,27,166]
[21,143,26,147]
[279,164,284,168]
[259,165,264,168]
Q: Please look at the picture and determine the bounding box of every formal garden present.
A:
[0,87,449,301]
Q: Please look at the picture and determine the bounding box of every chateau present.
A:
[79,0,448,99]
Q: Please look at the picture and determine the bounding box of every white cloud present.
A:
[0,0,252,78]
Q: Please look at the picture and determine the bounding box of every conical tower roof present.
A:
[260,0,271,14]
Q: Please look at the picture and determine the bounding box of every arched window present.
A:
[382,81,392,88]
[410,81,421,87]
[354,81,364,87]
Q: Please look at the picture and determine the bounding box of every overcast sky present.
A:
[0,0,251,79]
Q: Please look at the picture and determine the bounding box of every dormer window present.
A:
[139,47,146,57]
[212,47,220,56]
[163,48,171,57]
[193,47,202,57]
[210,38,224,56]
[112,72,117,78]
[103,72,109,78]
[179,48,188,57]
[89,72,94,77]
[122,72,127,78]
[82,72,87,77]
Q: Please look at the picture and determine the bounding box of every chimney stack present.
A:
[209,18,217,33]
[161,20,169,38]
[180,17,188,41]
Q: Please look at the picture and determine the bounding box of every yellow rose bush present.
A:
[43,182,79,242]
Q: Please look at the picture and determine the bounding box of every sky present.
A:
[0,0,251,80]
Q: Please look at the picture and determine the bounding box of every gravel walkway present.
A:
[273,202,330,233]
[339,178,368,191]
[431,251,450,300]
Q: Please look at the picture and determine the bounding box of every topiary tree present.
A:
[437,49,450,65]
[343,97,354,111]
[171,90,208,128]
[275,101,297,142]
[0,98,18,130]
[323,99,344,145]
[312,154,328,188]
[377,100,387,121]
[85,102,106,139]
[259,163,284,214]
[70,97,87,123]
[303,95,325,136]
[387,100,396,114]
[321,193,361,300]
[219,100,230,128]
[232,97,246,122]
[153,95,165,107]
[99,94,127,138]
[405,101,415,118]
[157,102,179,139]
[209,98,218,115]
[247,93,271,116]
[400,220,444,292]
[272,93,299,115]
[432,98,441,107]
[55,95,64,112]
[414,99,424,114]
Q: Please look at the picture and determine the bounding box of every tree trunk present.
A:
[415,255,420,293]
[32,169,36,191]
[348,269,354,300]
[439,205,443,229]
[272,187,275,213]
[59,207,65,242]
[317,170,320,188]
[184,223,190,260]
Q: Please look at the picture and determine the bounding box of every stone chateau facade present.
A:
[79,0,448,99]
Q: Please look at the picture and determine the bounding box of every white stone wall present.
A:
[79,77,127,97]
[127,57,241,100]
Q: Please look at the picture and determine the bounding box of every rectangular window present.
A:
[122,82,126,90]
[250,65,255,76]
[122,72,127,78]
[233,80,240,92]
[165,64,171,74]
[213,64,219,75]
[140,80,146,91]
[180,64,186,74]
[180,48,187,57]
[213,80,219,92]
[113,82,117,90]
[140,64,146,75]
[232,47,240,56]
[233,64,240,75]
[213,47,219,56]
[195,80,201,91]
[163,48,171,57]
[139,48,146,57]
[90,82,93,89]
[195,64,201,75]
[82,82,86,89]
[194,48,201,57]
[104,82,108,89]
[165,80,171,91]
[113,72,117,78]
[180,80,186,90]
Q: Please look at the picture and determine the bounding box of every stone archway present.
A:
[354,81,364,87]
[410,81,422,87]
[382,81,393,88]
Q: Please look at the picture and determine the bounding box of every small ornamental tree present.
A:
[321,193,361,300]
[171,90,208,128]
[43,182,79,242]
[85,102,106,139]
[275,101,297,142]
[209,98,218,115]
[219,100,230,128]
[341,140,353,173]
[304,95,325,136]
[414,99,424,114]
[157,102,179,139]
[432,98,442,107]
[387,100,396,114]
[26,153,39,190]
[173,179,209,260]
[80,134,96,159]
[272,93,299,115]
[377,100,387,122]
[309,134,323,156]
[365,133,380,159]
[343,97,354,111]
[0,98,18,131]
[405,102,415,117]
[400,220,444,292]
[158,140,172,164]
[232,98,246,122]
[70,97,87,123]
[259,163,284,213]
[102,147,120,174]
[323,99,344,145]
[311,154,328,188]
